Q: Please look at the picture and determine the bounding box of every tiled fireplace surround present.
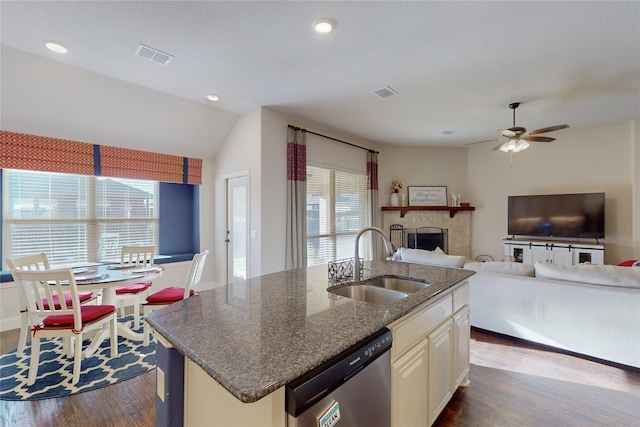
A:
[382,211,472,258]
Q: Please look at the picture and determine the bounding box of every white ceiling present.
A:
[2,1,639,151]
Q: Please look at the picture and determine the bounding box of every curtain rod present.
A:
[288,124,379,154]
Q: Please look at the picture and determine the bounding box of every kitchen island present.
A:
[146,260,474,426]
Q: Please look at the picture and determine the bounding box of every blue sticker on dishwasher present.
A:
[318,401,341,427]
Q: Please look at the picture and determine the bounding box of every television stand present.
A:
[503,238,604,265]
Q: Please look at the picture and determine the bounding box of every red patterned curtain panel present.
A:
[0,131,94,175]
[0,131,202,184]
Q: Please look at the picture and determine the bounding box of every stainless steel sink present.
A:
[328,275,431,304]
[360,276,431,293]
[328,284,409,304]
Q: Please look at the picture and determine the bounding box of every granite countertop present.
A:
[146,260,474,403]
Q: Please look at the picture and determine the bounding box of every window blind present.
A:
[3,169,158,268]
[306,165,367,266]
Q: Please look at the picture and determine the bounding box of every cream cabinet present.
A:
[392,339,428,427]
[390,281,470,427]
[504,239,604,265]
[453,305,470,387]
[427,318,454,425]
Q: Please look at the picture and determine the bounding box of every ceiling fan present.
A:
[470,103,569,153]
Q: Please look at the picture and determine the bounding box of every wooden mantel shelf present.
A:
[381,205,476,218]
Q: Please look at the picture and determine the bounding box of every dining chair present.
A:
[11,268,118,385]
[114,245,156,329]
[7,253,95,356]
[141,250,209,345]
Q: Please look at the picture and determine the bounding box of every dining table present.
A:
[72,263,164,357]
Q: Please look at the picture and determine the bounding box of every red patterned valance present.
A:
[100,146,184,183]
[0,131,202,184]
[0,130,94,175]
[187,158,202,185]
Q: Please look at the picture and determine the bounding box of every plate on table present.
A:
[74,273,105,281]
[106,264,138,270]
[126,267,162,274]
[73,267,97,275]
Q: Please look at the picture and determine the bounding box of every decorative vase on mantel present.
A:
[390,193,399,207]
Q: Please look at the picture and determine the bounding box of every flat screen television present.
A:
[507,192,605,239]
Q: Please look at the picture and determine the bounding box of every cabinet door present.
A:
[549,245,573,265]
[529,245,549,264]
[427,319,454,426]
[453,306,470,388]
[392,339,428,427]
[572,248,604,265]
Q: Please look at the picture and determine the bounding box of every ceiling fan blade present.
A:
[465,138,499,146]
[528,124,569,135]
[498,129,516,137]
[523,135,555,143]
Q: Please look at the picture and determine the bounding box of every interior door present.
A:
[226,174,249,284]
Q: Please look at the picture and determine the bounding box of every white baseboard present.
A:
[0,316,21,333]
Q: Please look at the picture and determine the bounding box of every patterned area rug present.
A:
[0,315,156,401]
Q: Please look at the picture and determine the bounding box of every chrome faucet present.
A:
[353,227,395,280]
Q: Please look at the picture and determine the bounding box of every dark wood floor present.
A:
[1,327,638,426]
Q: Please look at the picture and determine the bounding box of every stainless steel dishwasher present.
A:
[286,328,392,427]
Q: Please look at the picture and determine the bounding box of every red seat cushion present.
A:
[618,260,639,267]
[115,282,151,294]
[42,291,94,309]
[146,287,194,304]
[41,305,116,328]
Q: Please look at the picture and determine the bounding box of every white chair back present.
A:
[6,252,50,271]
[6,253,51,311]
[120,245,155,266]
[13,268,84,332]
[183,250,209,299]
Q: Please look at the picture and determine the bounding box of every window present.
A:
[3,169,158,268]
[306,165,369,266]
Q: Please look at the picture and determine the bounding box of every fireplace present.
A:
[383,210,471,258]
[406,227,448,253]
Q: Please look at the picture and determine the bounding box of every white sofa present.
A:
[394,248,640,368]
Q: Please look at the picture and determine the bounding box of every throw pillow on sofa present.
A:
[395,247,466,268]
[463,261,535,277]
[534,262,640,288]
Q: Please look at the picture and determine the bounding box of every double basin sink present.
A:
[328,275,432,304]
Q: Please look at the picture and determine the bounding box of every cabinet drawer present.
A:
[391,294,452,360]
[453,282,469,312]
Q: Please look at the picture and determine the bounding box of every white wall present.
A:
[209,109,262,282]
[377,146,468,208]
[1,47,238,160]
[467,121,637,264]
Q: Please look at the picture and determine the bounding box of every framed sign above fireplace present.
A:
[408,186,447,206]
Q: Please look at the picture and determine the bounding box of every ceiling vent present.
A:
[135,44,173,65]
[372,86,398,99]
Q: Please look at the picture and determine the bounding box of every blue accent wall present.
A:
[0,170,3,269]
[159,182,199,255]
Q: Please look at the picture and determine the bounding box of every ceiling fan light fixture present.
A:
[515,140,530,152]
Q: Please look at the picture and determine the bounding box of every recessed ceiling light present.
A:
[43,40,67,53]
[313,18,336,34]
[206,94,220,102]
